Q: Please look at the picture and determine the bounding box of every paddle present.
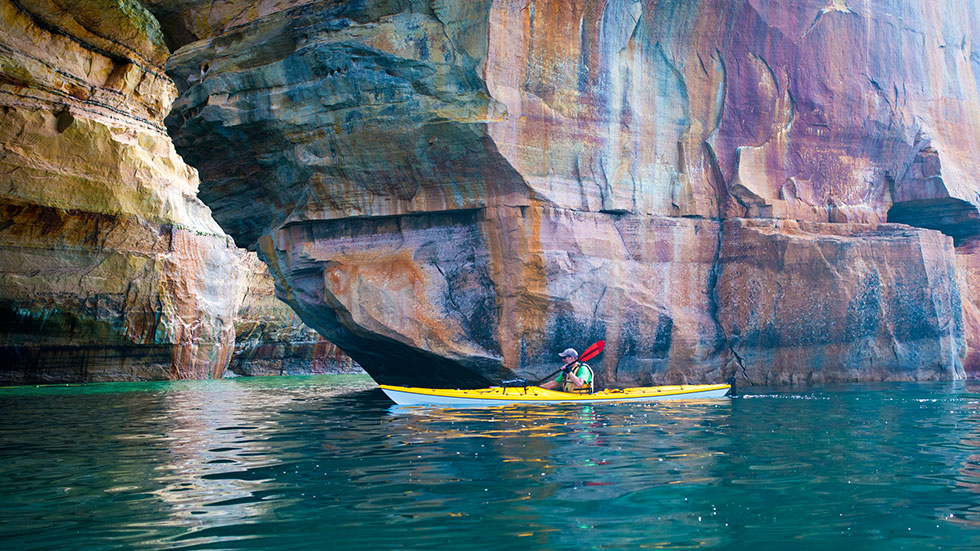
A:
[532,340,605,386]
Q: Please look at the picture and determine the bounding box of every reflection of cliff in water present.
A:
[148,378,383,546]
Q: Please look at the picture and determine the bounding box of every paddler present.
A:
[541,348,594,393]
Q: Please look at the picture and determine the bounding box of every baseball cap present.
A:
[558,348,578,358]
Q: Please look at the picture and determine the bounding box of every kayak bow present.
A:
[379,383,732,407]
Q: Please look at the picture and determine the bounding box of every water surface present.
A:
[2,376,980,550]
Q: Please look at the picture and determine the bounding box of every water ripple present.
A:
[3,378,980,549]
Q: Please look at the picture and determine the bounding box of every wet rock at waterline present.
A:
[0,0,239,382]
[263,208,965,386]
[716,219,965,384]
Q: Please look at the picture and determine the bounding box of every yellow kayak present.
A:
[379,382,733,406]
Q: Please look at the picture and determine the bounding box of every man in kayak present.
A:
[541,348,594,393]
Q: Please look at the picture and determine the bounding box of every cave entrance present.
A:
[886,198,980,247]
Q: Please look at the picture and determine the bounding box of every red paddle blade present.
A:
[578,340,605,362]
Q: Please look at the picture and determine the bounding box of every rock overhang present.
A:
[159,0,980,384]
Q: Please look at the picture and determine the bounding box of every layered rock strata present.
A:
[0,0,359,384]
[0,0,239,383]
[161,0,980,386]
[231,252,360,376]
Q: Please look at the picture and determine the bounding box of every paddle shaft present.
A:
[534,364,575,387]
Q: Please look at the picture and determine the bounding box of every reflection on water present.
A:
[3,377,980,550]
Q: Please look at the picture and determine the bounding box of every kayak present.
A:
[379,382,733,407]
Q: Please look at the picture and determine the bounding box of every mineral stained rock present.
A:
[717,219,964,384]
[0,0,359,384]
[162,0,980,385]
[231,252,361,376]
[0,0,244,383]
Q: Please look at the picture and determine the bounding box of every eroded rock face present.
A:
[0,0,358,384]
[955,242,980,374]
[0,0,246,383]
[717,220,964,384]
[264,207,726,386]
[162,0,980,385]
[231,252,361,376]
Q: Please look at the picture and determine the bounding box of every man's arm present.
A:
[566,365,585,387]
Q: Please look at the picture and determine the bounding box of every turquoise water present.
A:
[3,377,980,550]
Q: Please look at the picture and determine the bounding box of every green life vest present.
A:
[558,362,594,393]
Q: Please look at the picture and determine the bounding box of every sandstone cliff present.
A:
[0,0,356,383]
[231,252,360,376]
[4,0,976,387]
[158,0,980,387]
[0,0,246,382]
